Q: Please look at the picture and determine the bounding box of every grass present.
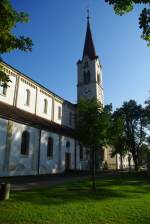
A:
[1,173,150,224]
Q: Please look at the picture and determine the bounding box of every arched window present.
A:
[25,89,30,106]
[66,141,70,149]
[47,137,53,159]
[79,144,83,160]
[21,131,30,155]
[84,61,88,68]
[84,71,90,84]
[44,99,48,114]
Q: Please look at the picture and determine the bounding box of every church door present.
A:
[65,153,71,170]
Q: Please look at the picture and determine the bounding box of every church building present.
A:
[0,16,123,177]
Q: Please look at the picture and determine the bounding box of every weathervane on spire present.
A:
[87,8,90,21]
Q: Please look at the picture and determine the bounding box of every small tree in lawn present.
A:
[0,0,33,86]
[76,98,112,190]
[109,112,128,170]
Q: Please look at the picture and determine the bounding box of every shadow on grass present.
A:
[11,174,150,206]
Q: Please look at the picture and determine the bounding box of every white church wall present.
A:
[62,102,75,129]
[16,77,36,114]
[116,154,134,170]
[0,118,8,176]
[8,122,39,176]
[39,130,60,174]
[36,88,53,121]
[54,98,63,125]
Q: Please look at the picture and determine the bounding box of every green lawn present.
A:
[1,173,150,224]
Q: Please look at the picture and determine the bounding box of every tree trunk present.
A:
[120,154,123,171]
[131,150,139,172]
[128,153,131,172]
[0,183,10,200]
[134,159,139,171]
[91,149,96,191]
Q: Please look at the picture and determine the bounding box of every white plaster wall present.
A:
[0,74,16,106]
[9,122,40,176]
[16,79,36,114]
[40,130,60,174]
[117,154,134,170]
[62,103,75,129]
[0,118,8,176]
[54,99,63,125]
[36,89,53,121]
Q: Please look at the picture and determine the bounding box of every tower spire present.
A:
[82,11,97,60]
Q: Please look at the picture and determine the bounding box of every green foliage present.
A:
[0,65,11,86]
[109,114,128,158]
[0,0,33,54]
[114,100,148,170]
[76,98,112,150]
[1,175,150,224]
[0,0,33,86]
[105,0,150,46]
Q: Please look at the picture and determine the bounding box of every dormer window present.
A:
[84,71,90,84]
[44,99,48,114]
[58,106,62,119]
[25,89,30,106]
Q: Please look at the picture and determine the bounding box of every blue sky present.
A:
[3,0,150,109]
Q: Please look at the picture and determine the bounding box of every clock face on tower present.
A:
[84,87,91,95]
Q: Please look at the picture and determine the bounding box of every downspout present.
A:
[74,140,77,170]
[37,129,41,176]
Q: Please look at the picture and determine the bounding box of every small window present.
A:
[66,141,70,149]
[84,61,88,68]
[44,99,48,114]
[47,137,53,159]
[69,112,72,125]
[25,89,30,106]
[21,131,30,155]
[79,144,83,160]
[84,71,90,84]
[58,106,62,119]
[0,83,7,96]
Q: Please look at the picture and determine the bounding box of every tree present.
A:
[105,0,150,46]
[0,0,33,86]
[114,100,148,171]
[76,98,112,190]
[109,113,128,170]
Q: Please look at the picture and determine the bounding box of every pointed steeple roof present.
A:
[82,14,97,60]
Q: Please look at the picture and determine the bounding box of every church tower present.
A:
[77,14,104,104]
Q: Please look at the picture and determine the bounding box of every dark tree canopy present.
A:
[113,100,148,170]
[105,0,150,46]
[0,0,33,85]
